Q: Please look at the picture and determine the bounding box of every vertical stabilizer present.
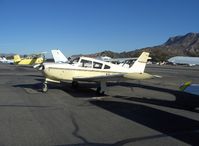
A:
[51,49,68,63]
[130,52,150,73]
[14,55,21,63]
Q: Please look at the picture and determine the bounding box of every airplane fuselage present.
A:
[43,63,126,82]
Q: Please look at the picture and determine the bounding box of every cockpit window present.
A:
[104,65,110,69]
[93,62,103,69]
[79,59,92,68]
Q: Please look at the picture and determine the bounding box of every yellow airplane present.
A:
[41,52,157,95]
[14,54,44,65]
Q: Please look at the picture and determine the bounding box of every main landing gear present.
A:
[96,81,107,96]
[72,81,79,88]
[41,80,107,96]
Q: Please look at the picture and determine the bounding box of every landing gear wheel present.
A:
[72,81,79,88]
[96,87,105,96]
[42,83,48,92]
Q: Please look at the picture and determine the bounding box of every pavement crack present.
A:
[70,112,89,144]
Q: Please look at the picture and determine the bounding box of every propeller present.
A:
[33,63,45,70]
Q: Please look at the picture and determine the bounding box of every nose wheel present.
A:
[42,83,48,92]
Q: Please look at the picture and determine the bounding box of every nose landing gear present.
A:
[42,80,48,92]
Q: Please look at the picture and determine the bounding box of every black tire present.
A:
[72,81,79,88]
[96,87,105,96]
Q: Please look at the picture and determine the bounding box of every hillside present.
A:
[89,32,199,61]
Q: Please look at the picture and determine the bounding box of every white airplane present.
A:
[41,52,158,95]
[34,49,68,69]
[0,56,14,64]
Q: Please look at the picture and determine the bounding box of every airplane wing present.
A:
[73,72,160,82]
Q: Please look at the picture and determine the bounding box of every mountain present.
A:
[142,32,199,61]
[88,32,199,61]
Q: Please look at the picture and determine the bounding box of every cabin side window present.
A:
[104,65,110,69]
[93,62,103,69]
[79,59,92,68]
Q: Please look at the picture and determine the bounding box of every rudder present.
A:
[130,52,150,73]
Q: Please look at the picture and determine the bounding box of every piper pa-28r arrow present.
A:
[42,52,157,95]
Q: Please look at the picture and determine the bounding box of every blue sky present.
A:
[0,0,199,57]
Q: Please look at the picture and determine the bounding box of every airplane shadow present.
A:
[116,82,199,112]
[13,81,101,98]
[60,82,101,98]
[13,83,44,92]
[12,81,199,145]
[13,80,199,109]
[26,75,44,78]
[90,100,199,146]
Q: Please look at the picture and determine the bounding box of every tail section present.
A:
[130,52,150,73]
[51,49,68,63]
[14,55,21,63]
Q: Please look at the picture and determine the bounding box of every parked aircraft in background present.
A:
[97,56,142,68]
[41,52,158,95]
[168,56,199,66]
[51,49,68,63]
[0,56,14,64]
[34,49,69,70]
[118,58,139,68]
[180,81,199,96]
[97,56,138,63]
[96,56,112,62]
[14,53,45,65]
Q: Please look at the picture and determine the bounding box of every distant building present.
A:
[168,56,199,66]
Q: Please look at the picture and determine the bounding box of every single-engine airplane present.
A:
[14,53,45,65]
[0,56,14,64]
[41,52,157,95]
